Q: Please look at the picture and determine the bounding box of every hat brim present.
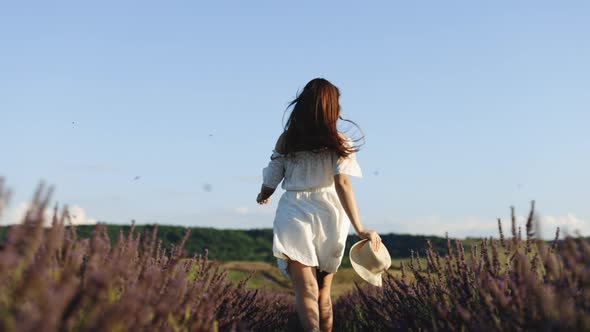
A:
[349,239,391,287]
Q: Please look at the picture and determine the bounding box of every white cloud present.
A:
[373,213,589,240]
[234,207,249,215]
[378,215,497,238]
[232,205,274,217]
[540,213,589,238]
[64,205,98,226]
[1,202,97,227]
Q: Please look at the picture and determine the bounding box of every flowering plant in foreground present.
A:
[0,180,297,332]
[3,178,588,332]
[334,202,590,332]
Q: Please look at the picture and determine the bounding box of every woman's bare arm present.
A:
[334,174,363,233]
[334,173,382,251]
[256,133,286,204]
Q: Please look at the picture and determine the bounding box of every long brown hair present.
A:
[282,78,363,158]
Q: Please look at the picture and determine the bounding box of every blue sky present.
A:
[1,1,588,239]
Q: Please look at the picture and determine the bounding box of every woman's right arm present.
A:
[334,173,382,251]
[257,133,286,204]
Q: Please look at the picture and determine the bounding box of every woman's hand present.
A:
[256,193,270,205]
[357,229,382,252]
[256,185,275,205]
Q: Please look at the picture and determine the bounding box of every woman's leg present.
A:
[317,270,334,332]
[287,259,320,331]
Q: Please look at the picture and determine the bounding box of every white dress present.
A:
[262,144,362,279]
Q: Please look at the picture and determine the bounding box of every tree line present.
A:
[0,223,473,267]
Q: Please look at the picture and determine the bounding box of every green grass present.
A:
[220,260,403,299]
[190,238,547,301]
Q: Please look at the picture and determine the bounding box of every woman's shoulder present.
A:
[274,132,287,154]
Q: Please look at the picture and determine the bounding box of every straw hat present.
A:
[349,239,391,287]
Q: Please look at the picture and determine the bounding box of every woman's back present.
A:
[262,145,362,192]
[284,150,340,191]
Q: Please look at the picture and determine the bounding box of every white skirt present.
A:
[272,187,351,280]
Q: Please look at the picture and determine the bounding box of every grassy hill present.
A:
[220,260,406,299]
[0,223,573,300]
[0,223,463,298]
[0,223,467,268]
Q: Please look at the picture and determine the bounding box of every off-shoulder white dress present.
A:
[262,144,362,279]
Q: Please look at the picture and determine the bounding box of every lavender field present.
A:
[1,180,588,331]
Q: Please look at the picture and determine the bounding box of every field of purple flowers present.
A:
[0,181,299,332]
[333,203,590,331]
[1,178,588,331]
